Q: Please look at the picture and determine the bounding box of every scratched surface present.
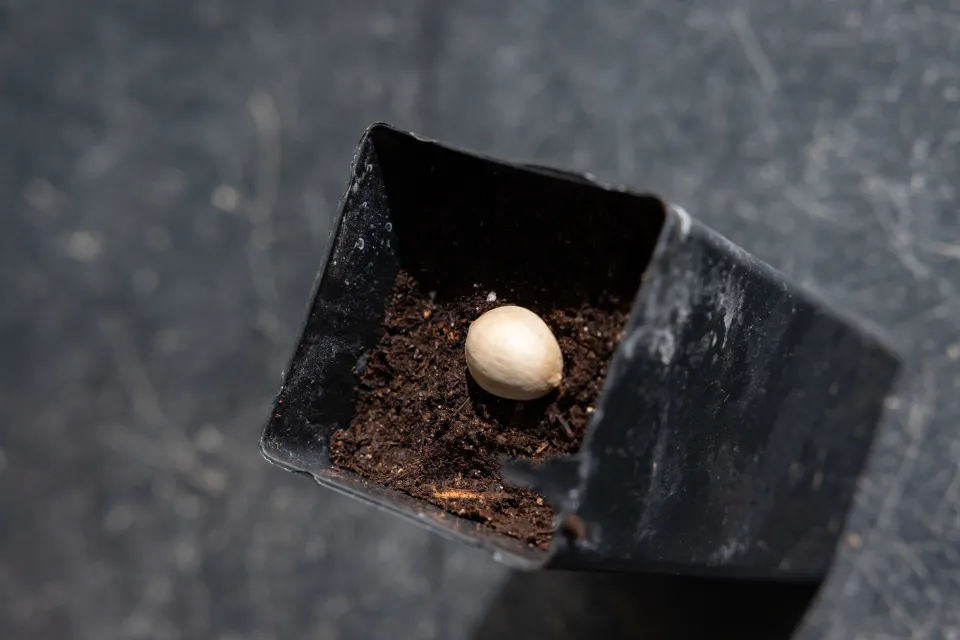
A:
[1,0,959,638]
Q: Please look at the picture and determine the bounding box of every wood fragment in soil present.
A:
[434,489,500,501]
[556,415,575,439]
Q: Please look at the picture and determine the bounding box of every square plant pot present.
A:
[261,124,899,579]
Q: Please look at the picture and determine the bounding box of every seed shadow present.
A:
[466,374,557,427]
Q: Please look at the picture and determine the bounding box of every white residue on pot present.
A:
[671,203,692,236]
[621,326,676,365]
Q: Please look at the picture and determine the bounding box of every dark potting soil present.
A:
[330,270,630,548]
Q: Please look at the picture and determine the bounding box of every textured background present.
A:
[2,0,960,638]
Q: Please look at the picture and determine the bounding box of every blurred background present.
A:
[2,0,960,638]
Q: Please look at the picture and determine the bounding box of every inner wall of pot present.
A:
[374,132,665,312]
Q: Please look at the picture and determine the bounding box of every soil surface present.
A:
[330,270,629,548]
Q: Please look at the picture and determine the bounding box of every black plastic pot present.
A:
[261,123,899,580]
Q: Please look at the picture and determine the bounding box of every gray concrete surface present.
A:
[2,0,959,638]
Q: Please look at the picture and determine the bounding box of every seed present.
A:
[464,306,563,401]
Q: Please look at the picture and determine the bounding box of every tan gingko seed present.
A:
[464,305,563,401]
